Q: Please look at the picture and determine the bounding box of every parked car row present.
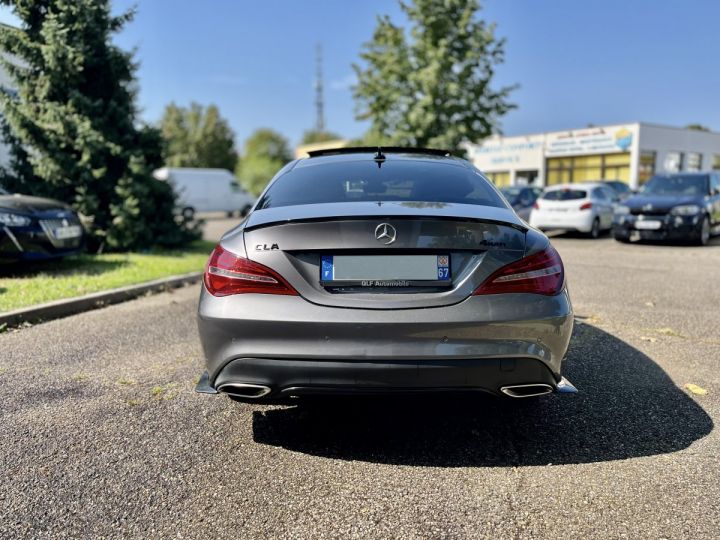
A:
[500,172,720,246]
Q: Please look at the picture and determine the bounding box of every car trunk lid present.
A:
[232,202,528,309]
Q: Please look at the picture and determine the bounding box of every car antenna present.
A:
[374,147,386,168]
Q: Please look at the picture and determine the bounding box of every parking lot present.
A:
[1,233,719,539]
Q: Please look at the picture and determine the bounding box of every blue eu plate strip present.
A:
[437,255,450,280]
[321,255,334,280]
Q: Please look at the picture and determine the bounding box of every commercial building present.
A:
[467,122,720,190]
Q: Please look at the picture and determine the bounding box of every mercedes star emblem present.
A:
[375,223,397,245]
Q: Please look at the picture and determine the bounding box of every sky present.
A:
[1,0,719,150]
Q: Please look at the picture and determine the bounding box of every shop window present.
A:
[572,166,603,182]
[638,151,656,184]
[604,153,631,166]
[573,155,602,168]
[663,151,683,172]
[546,152,630,185]
[713,155,720,170]
[515,170,539,185]
[604,166,631,182]
[485,171,511,187]
[686,152,702,172]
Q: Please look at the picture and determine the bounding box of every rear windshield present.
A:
[642,174,708,196]
[256,160,506,209]
[542,189,587,201]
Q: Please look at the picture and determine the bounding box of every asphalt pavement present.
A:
[1,232,719,539]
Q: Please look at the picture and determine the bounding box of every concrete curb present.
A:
[0,271,202,328]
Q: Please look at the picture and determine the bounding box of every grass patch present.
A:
[150,383,178,400]
[0,240,214,312]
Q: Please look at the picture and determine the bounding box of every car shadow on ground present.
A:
[250,323,713,467]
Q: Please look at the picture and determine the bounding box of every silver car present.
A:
[195,148,576,402]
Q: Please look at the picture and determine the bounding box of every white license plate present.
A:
[53,225,82,239]
[634,220,662,230]
[321,255,451,284]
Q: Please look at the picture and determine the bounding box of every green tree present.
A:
[160,102,238,170]
[0,0,195,250]
[685,124,710,132]
[237,128,291,196]
[300,129,343,145]
[352,0,516,153]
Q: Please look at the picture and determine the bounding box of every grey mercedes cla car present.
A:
[195,148,576,402]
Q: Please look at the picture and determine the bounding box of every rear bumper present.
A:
[207,357,564,399]
[612,213,704,241]
[197,287,574,398]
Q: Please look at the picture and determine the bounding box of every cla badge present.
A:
[375,223,397,245]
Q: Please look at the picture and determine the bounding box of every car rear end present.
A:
[196,151,575,400]
[529,185,596,233]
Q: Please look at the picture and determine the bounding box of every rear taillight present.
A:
[532,202,540,209]
[204,245,298,296]
[473,245,564,296]
[579,202,593,210]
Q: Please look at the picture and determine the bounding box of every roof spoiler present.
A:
[306,146,451,158]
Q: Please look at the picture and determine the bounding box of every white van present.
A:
[153,167,255,219]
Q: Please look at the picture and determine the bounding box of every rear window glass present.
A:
[542,189,587,201]
[257,159,506,209]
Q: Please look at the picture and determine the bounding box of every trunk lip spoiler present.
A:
[243,214,528,234]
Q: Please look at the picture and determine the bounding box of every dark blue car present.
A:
[612,173,720,245]
[499,186,543,221]
[0,185,84,263]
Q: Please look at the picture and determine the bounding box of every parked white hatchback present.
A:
[529,183,617,238]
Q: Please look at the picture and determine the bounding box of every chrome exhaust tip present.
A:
[500,383,554,398]
[217,383,272,399]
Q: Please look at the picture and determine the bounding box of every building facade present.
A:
[468,122,720,190]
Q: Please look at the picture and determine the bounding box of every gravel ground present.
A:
[1,234,719,539]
